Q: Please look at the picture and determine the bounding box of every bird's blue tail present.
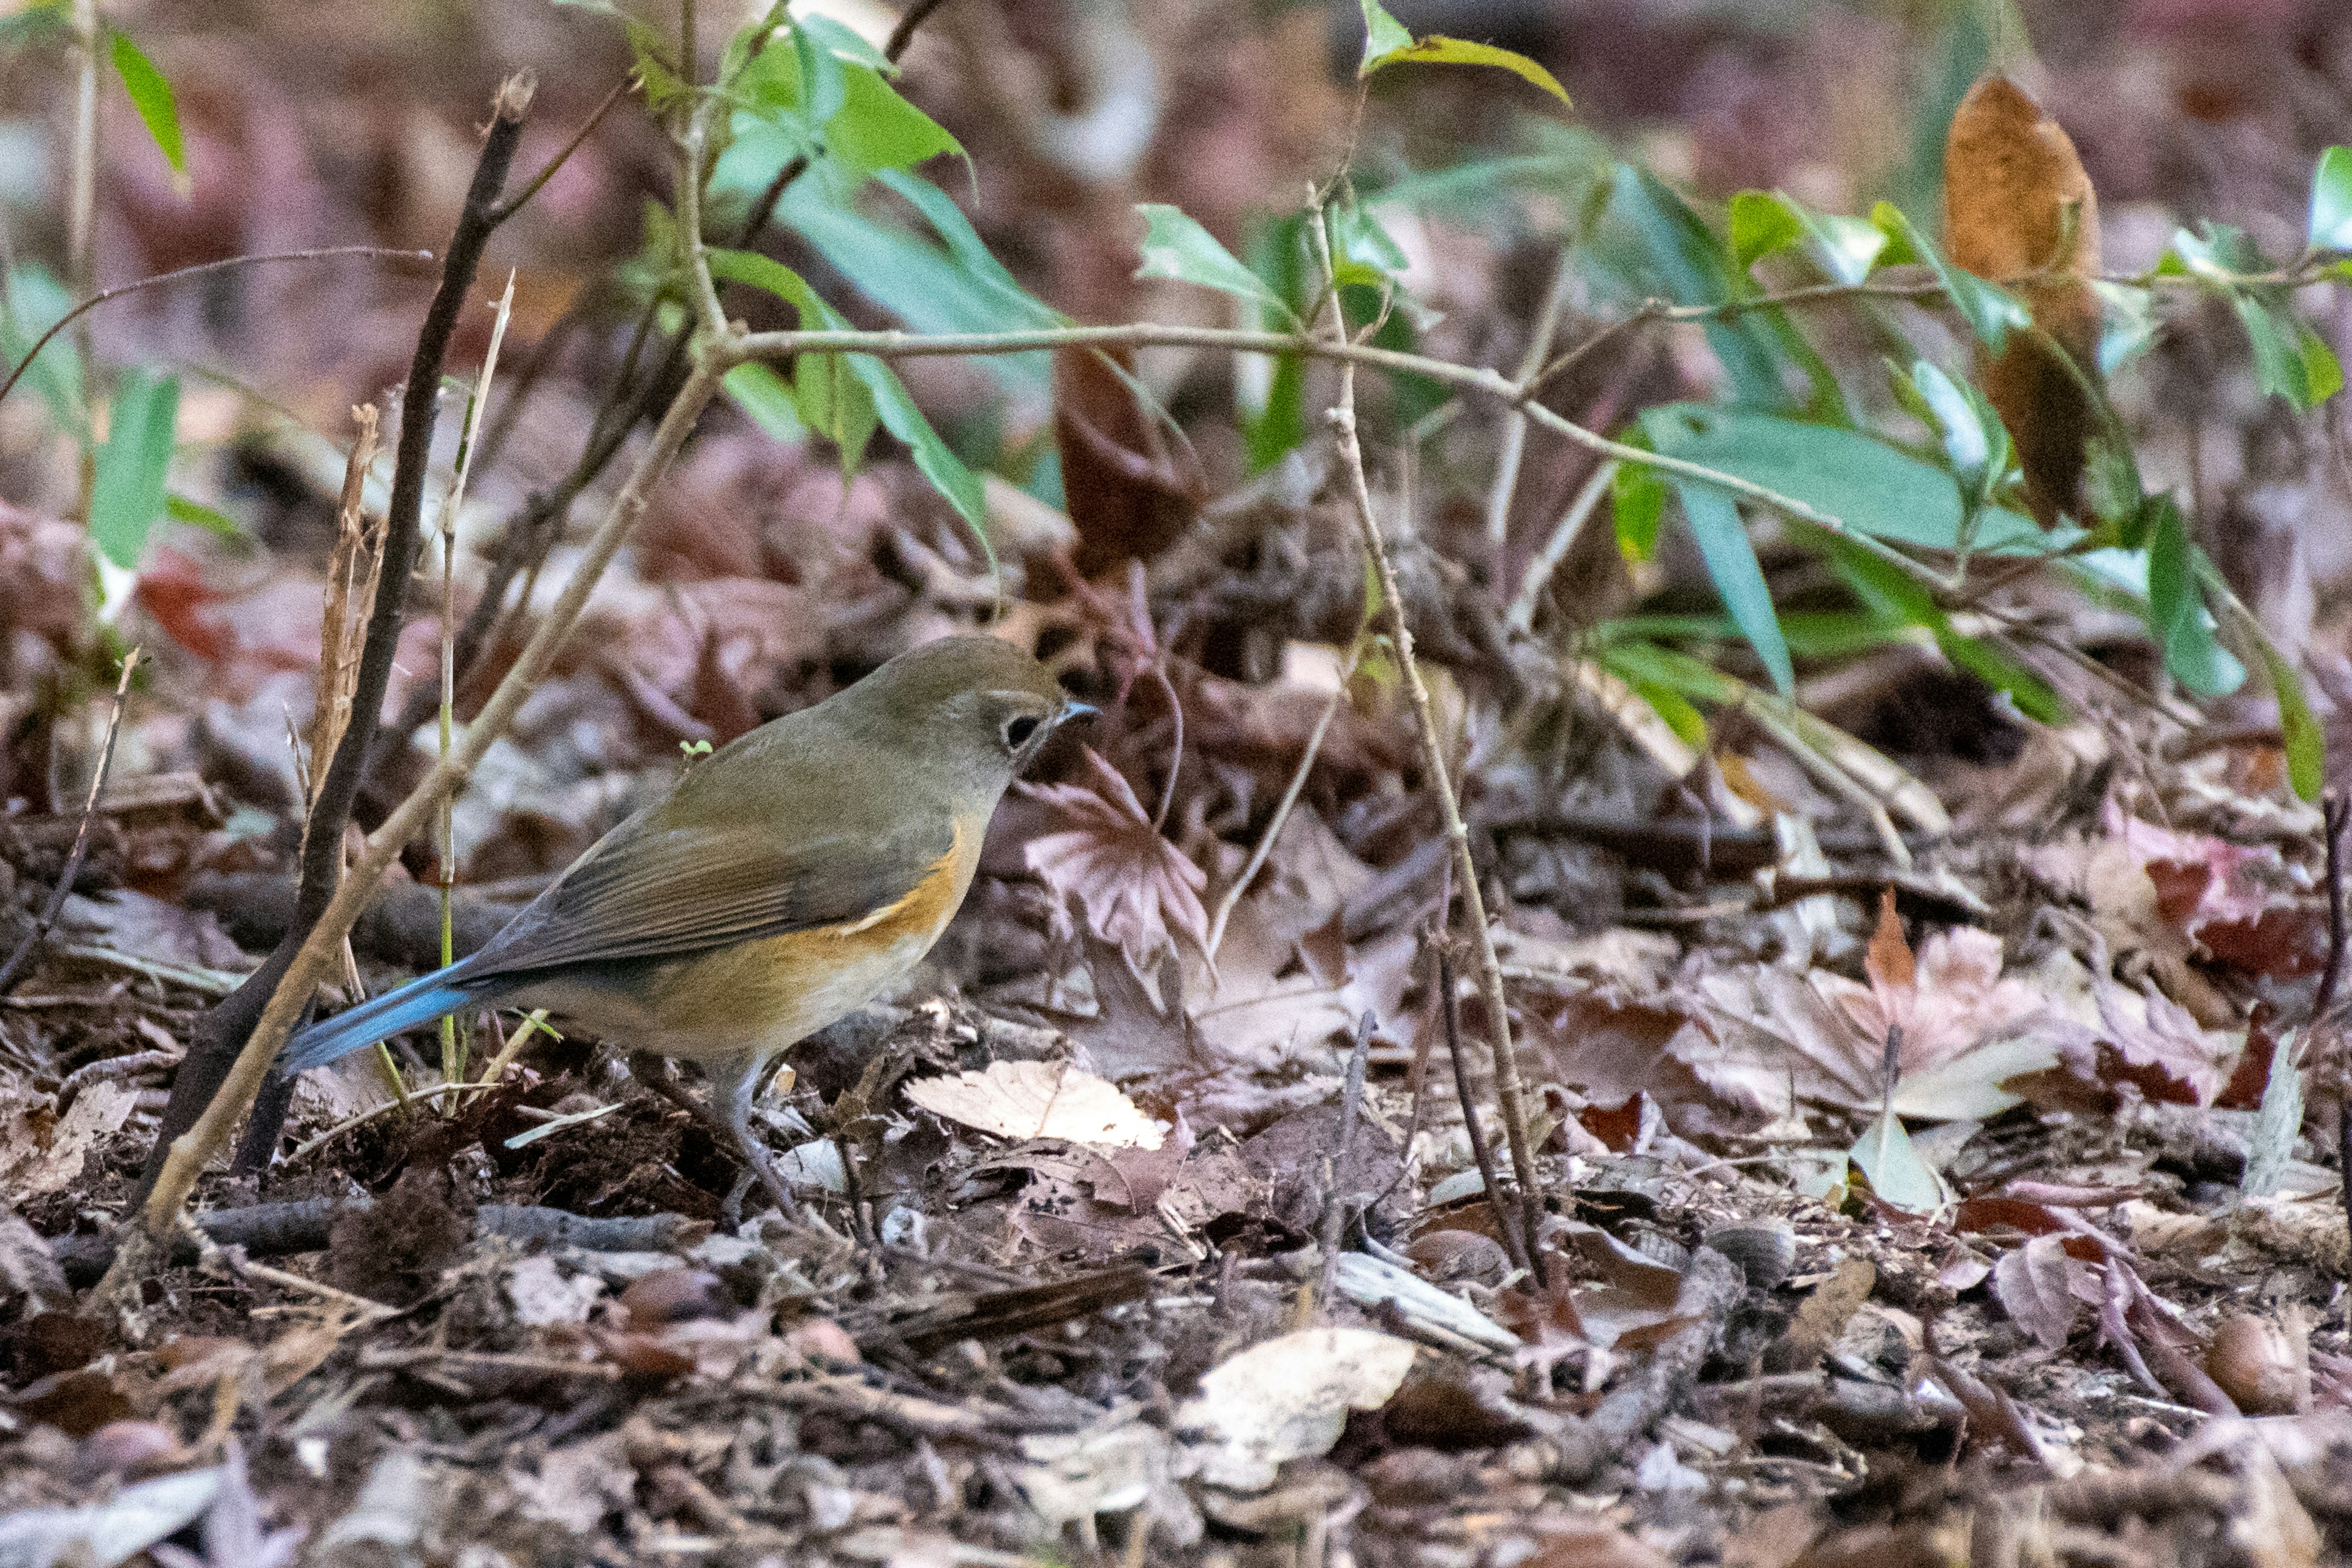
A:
[281,968,486,1072]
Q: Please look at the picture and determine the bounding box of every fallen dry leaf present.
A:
[1943,73,2103,526]
[1175,1328,1416,1490]
[1023,745,1210,974]
[904,1059,1167,1149]
[1683,908,2057,1122]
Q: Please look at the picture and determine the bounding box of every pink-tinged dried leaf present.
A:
[2077,983,2242,1107]
[1683,925,2057,1122]
[1994,1234,2081,1351]
[2054,807,2326,978]
[1023,747,1208,971]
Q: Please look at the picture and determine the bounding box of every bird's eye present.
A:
[1002,714,1041,750]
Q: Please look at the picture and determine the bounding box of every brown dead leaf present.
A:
[1992,1234,2083,1352]
[1023,746,1209,973]
[1055,345,1196,576]
[1943,74,2103,527]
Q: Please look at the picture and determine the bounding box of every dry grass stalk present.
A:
[306,403,385,828]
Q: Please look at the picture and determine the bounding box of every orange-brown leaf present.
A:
[1943,74,2104,526]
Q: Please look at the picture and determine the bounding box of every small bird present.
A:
[281,636,1093,1215]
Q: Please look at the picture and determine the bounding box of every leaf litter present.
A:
[0,12,2345,1568]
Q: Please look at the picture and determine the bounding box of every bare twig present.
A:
[1317,266,1549,1291]
[0,248,434,409]
[1483,250,1576,576]
[0,647,140,996]
[488,75,631,227]
[1204,639,1363,961]
[1317,1011,1376,1311]
[2313,793,2351,1245]
[141,77,538,1200]
[1507,458,1616,635]
[1439,939,1534,1279]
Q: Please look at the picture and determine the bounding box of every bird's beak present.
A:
[1057,701,1101,729]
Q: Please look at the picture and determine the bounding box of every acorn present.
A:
[2206,1313,2307,1415]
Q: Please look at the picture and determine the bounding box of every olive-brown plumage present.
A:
[282,636,1089,1213]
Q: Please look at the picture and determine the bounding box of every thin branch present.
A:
[0,648,140,996]
[0,246,435,409]
[1314,221,1549,1285]
[115,358,722,1268]
[1316,1011,1375,1312]
[1484,249,1575,570]
[885,0,956,59]
[1205,638,1362,961]
[488,75,631,226]
[1439,938,1533,1278]
[1507,458,1616,635]
[139,78,538,1201]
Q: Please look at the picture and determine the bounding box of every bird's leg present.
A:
[628,1050,798,1226]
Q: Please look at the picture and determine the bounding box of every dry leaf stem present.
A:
[1321,309,1548,1286]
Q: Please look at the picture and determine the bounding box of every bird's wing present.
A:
[464,815,956,977]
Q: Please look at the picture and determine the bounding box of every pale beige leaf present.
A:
[905,1060,1166,1150]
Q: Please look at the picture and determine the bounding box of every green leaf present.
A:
[796,12,892,74]
[2255,638,2326,802]
[107,29,185,179]
[791,19,848,126]
[706,247,834,323]
[164,492,247,541]
[1360,34,1571,105]
[1629,676,1709,750]
[1826,539,2060,723]
[90,369,179,568]
[1355,0,1413,72]
[1638,404,2043,554]
[1905,361,1994,489]
[1669,478,1793,696]
[845,355,992,555]
[2231,292,2341,409]
[1847,1106,1948,1213]
[723,361,807,441]
[1605,168,1790,407]
[0,262,83,431]
[2144,500,2244,698]
[2309,146,2352,252]
[1871,201,2028,350]
[1727,191,1803,273]
[875,171,1057,325]
[1241,352,1306,472]
[797,352,877,470]
[1133,204,1294,320]
[829,62,960,177]
[1611,451,1666,561]
[1803,210,1890,288]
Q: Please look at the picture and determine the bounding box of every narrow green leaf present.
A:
[1727,190,1803,273]
[90,370,179,568]
[723,361,807,441]
[1133,204,1293,320]
[1871,201,2028,349]
[706,247,834,324]
[1361,34,1570,105]
[1355,0,1413,73]
[791,18,848,126]
[2309,146,2352,252]
[0,262,83,431]
[1670,477,1794,696]
[1638,403,2043,555]
[1611,456,1666,561]
[797,352,877,471]
[107,29,186,179]
[2297,322,2343,405]
[845,355,990,545]
[2144,501,2243,698]
[1242,353,1306,472]
[1629,676,1709,750]
[1607,168,1790,407]
[2255,638,2326,802]
[164,493,247,541]
[2230,292,2339,409]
